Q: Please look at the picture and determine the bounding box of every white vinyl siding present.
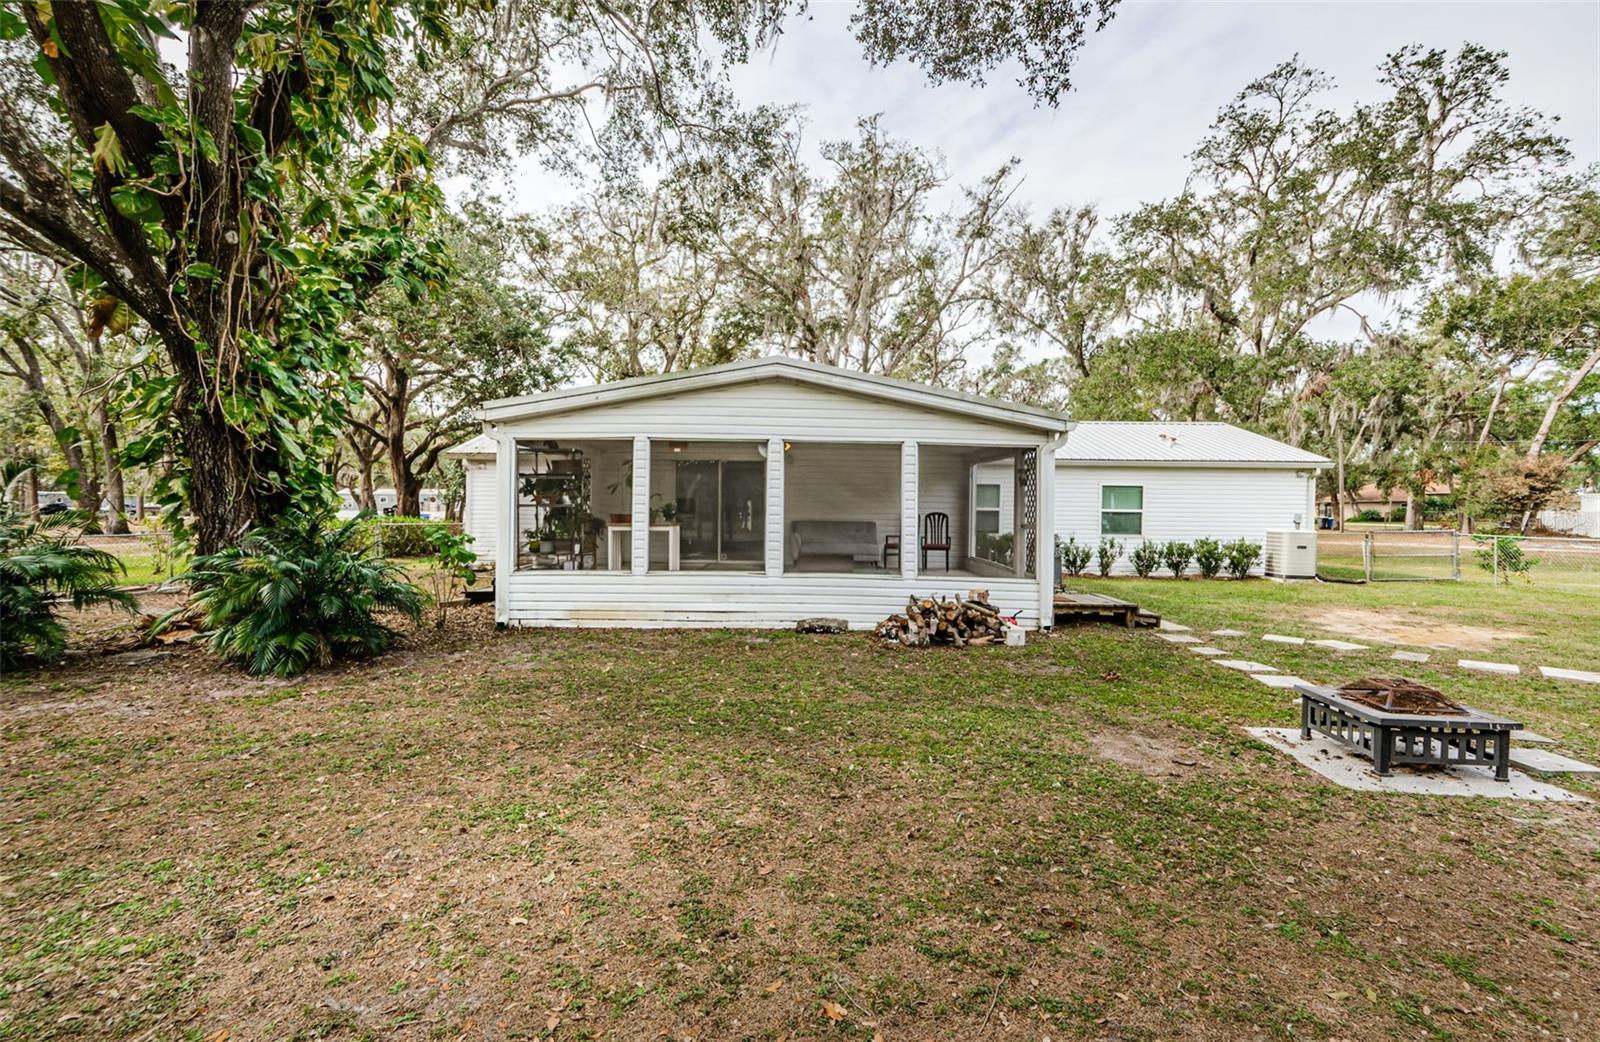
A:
[463,460,498,561]
[1055,464,1316,575]
[499,572,1044,630]
[496,380,1049,445]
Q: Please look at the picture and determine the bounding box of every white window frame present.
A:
[1099,483,1144,537]
[971,481,1002,556]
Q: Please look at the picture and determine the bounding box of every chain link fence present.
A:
[1317,529,1600,589]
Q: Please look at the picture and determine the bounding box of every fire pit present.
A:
[1294,679,1522,782]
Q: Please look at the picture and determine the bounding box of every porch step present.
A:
[1051,592,1156,629]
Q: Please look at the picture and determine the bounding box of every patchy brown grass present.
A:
[2,597,1598,1042]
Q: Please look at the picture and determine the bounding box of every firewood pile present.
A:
[873,590,1010,647]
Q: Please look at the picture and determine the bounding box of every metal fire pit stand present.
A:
[1294,683,1522,782]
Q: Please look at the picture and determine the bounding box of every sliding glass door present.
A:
[674,460,765,566]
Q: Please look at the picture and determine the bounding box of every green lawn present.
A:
[1,584,1597,1041]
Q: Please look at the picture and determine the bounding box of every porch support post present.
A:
[1036,440,1057,629]
[1013,449,1027,578]
[631,436,650,575]
[765,437,785,577]
[494,430,515,624]
[900,440,919,579]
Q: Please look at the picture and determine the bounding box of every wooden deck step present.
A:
[1052,592,1152,629]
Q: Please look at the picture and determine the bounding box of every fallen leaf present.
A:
[206,1031,230,1042]
[547,1012,560,1030]
[821,1000,847,1022]
[765,979,784,993]
[758,864,774,876]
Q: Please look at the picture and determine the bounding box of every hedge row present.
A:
[1058,536,1263,580]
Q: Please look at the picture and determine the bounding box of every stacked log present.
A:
[873,590,1010,648]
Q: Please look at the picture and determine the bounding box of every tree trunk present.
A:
[22,465,39,520]
[1404,490,1421,531]
[1528,343,1600,460]
[96,402,129,534]
[181,398,268,554]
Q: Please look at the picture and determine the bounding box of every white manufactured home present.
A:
[445,358,1331,629]
[448,357,1068,630]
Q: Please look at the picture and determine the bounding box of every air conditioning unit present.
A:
[1263,529,1317,580]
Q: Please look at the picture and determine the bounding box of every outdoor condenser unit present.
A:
[1263,529,1317,580]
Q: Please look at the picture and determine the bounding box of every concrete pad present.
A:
[1459,659,1521,676]
[1211,628,1247,637]
[1540,666,1600,685]
[1253,674,1306,689]
[1247,728,1585,802]
[1263,634,1306,645]
[1214,659,1278,673]
[1187,646,1227,656]
[1391,650,1430,663]
[1158,620,1192,632]
[1509,748,1600,777]
[1158,633,1202,644]
[1310,639,1369,652]
[1515,731,1557,746]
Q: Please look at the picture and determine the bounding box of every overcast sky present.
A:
[463,0,1600,222]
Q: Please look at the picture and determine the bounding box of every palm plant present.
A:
[1,464,134,669]
[170,510,423,677]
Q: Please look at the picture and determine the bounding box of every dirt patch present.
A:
[1313,607,1526,651]
[1088,730,1205,778]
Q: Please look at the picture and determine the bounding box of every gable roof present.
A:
[477,355,1072,434]
[1056,422,1330,468]
[442,433,496,459]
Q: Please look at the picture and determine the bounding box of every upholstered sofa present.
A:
[786,520,881,567]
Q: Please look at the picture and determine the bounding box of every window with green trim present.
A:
[1101,485,1143,535]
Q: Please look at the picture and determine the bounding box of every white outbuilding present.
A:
[444,359,1332,627]
[975,421,1330,574]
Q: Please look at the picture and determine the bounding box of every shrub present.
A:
[1224,538,1261,579]
[171,510,424,677]
[1192,537,1224,579]
[975,531,1014,566]
[0,494,135,669]
[1161,540,1193,578]
[1473,535,1537,583]
[1386,505,1408,523]
[423,526,478,629]
[1349,508,1385,523]
[1096,537,1122,577]
[1059,536,1092,578]
[1129,540,1161,577]
[360,516,453,558]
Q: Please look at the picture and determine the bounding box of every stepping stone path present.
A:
[1158,633,1202,644]
[1188,646,1227,656]
[1310,639,1369,652]
[1509,747,1600,778]
[1211,629,1247,637]
[1391,650,1430,663]
[1253,674,1306,689]
[1158,620,1192,632]
[1540,666,1600,685]
[1516,731,1557,746]
[1262,634,1306,645]
[1214,659,1278,673]
[1460,659,1520,676]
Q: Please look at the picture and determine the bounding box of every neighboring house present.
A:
[447,357,1332,628]
[1539,491,1600,538]
[976,421,1329,575]
[1319,480,1452,522]
[448,356,1068,630]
